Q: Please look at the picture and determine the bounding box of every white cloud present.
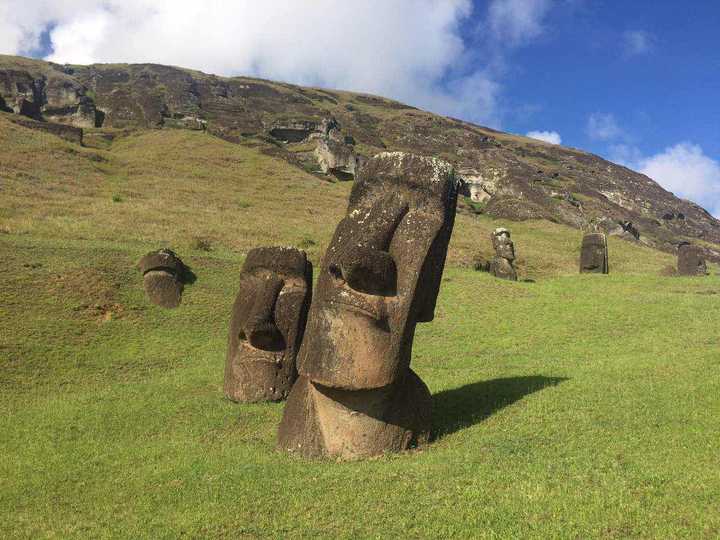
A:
[623,30,654,56]
[488,0,553,45]
[526,130,561,144]
[637,143,720,216]
[0,0,556,127]
[586,112,624,141]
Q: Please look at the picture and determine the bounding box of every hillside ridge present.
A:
[2,54,719,260]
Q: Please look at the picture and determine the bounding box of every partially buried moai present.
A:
[224,247,313,402]
[677,243,707,276]
[277,152,458,459]
[138,249,193,308]
[489,228,517,281]
[579,233,609,274]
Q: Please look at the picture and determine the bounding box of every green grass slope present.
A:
[1,118,719,538]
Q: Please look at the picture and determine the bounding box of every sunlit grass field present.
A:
[1,117,719,538]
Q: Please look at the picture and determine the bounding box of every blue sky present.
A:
[1,0,719,213]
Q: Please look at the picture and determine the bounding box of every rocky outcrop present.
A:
[0,64,99,128]
[2,54,720,259]
[6,114,83,144]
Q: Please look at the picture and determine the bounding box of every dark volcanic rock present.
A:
[277,152,458,459]
[677,243,707,276]
[2,54,720,258]
[224,246,312,403]
[137,249,193,308]
[580,233,609,274]
[6,114,83,144]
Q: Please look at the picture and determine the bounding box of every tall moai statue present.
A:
[224,247,313,402]
[580,233,609,274]
[277,152,458,459]
[677,242,707,276]
[489,228,518,281]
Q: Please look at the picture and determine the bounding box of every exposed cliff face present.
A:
[1,54,719,258]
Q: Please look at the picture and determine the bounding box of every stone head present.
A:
[491,228,515,261]
[224,246,313,402]
[677,243,707,276]
[580,233,608,273]
[297,152,458,390]
[138,248,193,308]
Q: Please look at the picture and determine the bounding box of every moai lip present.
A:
[580,233,609,274]
[277,151,458,460]
[224,246,313,403]
[677,243,707,276]
[489,228,518,281]
[138,249,193,308]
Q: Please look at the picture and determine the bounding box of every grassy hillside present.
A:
[2,118,719,538]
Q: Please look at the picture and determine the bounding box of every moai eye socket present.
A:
[329,248,397,297]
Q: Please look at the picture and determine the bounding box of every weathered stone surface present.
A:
[224,246,312,403]
[313,117,357,179]
[677,243,707,276]
[489,228,517,281]
[0,67,99,128]
[137,249,191,308]
[278,152,458,459]
[580,233,609,274]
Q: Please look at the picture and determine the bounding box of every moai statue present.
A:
[489,228,517,281]
[138,249,193,308]
[677,243,707,276]
[224,247,313,403]
[277,152,458,459]
[580,233,609,274]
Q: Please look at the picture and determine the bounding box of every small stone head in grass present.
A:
[224,246,313,403]
[138,249,195,309]
[579,232,609,274]
[278,152,458,459]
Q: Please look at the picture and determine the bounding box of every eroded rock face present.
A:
[224,246,313,403]
[0,69,98,128]
[314,117,357,179]
[677,243,707,276]
[580,233,609,274]
[137,249,191,308]
[277,152,458,459]
[489,228,517,281]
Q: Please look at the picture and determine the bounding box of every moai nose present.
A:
[244,275,286,351]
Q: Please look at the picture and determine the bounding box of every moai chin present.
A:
[677,243,707,276]
[277,152,458,459]
[224,246,313,403]
[579,233,609,274]
[138,249,190,308]
[489,228,518,281]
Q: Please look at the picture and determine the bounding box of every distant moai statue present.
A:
[277,152,458,460]
[138,249,194,308]
[579,233,609,274]
[489,228,518,281]
[677,243,707,276]
[224,246,313,403]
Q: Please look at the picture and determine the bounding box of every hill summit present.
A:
[2,54,719,259]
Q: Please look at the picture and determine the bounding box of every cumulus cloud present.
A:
[0,0,559,127]
[526,130,561,144]
[623,30,654,56]
[637,143,720,216]
[488,0,553,45]
[586,112,624,141]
